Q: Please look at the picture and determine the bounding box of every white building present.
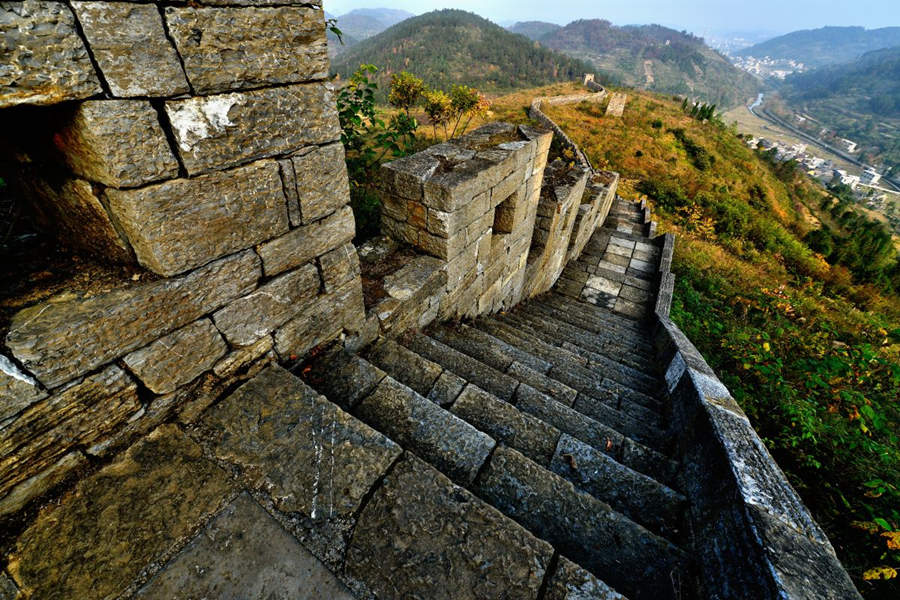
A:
[861,167,881,186]
[839,138,858,153]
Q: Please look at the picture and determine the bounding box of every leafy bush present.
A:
[337,65,420,242]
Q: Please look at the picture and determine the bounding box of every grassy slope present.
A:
[469,83,900,596]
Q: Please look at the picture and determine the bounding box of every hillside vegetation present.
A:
[777,47,900,175]
[537,20,759,108]
[332,10,593,94]
[502,84,900,597]
[737,26,900,68]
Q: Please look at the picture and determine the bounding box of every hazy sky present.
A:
[324,0,900,36]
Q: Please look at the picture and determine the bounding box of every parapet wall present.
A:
[378,123,553,322]
[650,236,861,598]
[0,1,367,517]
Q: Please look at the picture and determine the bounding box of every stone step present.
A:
[524,300,656,367]
[474,446,691,600]
[348,453,604,600]
[542,293,657,347]
[472,317,643,407]
[353,375,494,486]
[599,227,654,244]
[427,324,577,404]
[398,332,521,402]
[513,382,680,489]
[551,434,687,542]
[305,355,686,598]
[412,328,667,451]
[499,311,660,397]
[529,296,653,349]
[362,330,676,490]
[504,307,660,392]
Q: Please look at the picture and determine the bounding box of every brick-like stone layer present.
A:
[54,99,179,188]
[123,319,228,395]
[72,1,189,97]
[0,0,102,108]
[5,250,261,388]
[0,366,140,499]
[165,6,328,94]
[165,84,340,175]
[106,160,288,276]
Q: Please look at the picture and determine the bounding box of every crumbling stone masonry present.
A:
[378,123,554,320]
[0,0,366,516]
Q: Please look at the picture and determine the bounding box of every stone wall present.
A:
[649,235,861,598]
[0,1,367,517]
[378,123,554,323]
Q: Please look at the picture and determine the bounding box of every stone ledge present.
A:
[5,250,261,388]
[655,296,860,597]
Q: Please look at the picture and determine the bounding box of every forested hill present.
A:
[538,20,759,108]
[781,46,900,118]
[508,21,562,41]
[331,10,594,93]
[736,26,900,68]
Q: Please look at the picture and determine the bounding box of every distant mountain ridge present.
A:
[328,8,415,55]
[332,10,593,93]
[508,21,562,41]
[538,19,759,107]
[736,26,900,68]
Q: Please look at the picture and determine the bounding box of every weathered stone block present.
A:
[452,384,559,466]
[545,557,626,600]
[0,366,140,499]
[289,142,351,223]
[5,250,261,388]
[381,214,419,246]
[106,160,288,276]
[1,354,47,425]
[381,152,441,201]
[347,455,552,599]
[274,279,365,359]
[8,425,233,600]
[213,264,320,346]
[203,366,400,520]
[319,243,361,293]
[355,377,495,486]
[165,6,328,94]
[123,319,227,395]
[257,205,354,276]
[213,336,274,380]
[72,1,189,97]
[0,451,86,517]
[21,176,133,263]
[277,157,302,225]
[135,493,354,599]
[54,100,179,188]
[165,84,341,175]
[0,1,102,108]
[418,228,467,260]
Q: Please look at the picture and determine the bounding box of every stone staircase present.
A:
[296,197,693,598]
